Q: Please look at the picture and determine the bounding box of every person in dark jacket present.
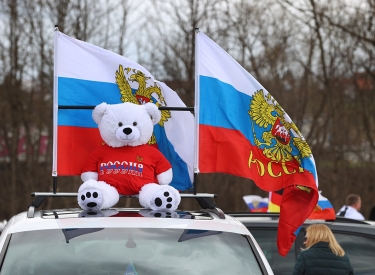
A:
[292,224,354,275]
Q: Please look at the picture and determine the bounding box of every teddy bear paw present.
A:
[151,190,176,210]
[78,188,104,211]
[139,184,181,211]
[150,186,180,211]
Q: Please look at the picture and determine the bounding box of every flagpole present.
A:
[52,25,59,192]
[193,28,201,194]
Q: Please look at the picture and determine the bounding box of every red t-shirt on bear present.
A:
[81,144,172,195]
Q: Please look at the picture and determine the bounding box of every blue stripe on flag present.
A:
[154,124,191,191]
[59,77,121,106]
[58,109,96,127]
[317,200,333,210]
[200,76,251,131]
[294,226,302,236]
[247,202,268,209]
[200,75,274,145]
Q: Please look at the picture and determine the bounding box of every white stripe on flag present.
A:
[56,32,150,82]
[197,32,266,97]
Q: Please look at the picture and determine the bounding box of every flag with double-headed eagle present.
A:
[53,31,194,191]
[194,30,319,256]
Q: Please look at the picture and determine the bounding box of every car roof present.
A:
[2,192,254,237]
[2,208,250,236]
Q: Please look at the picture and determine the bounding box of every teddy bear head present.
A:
[92,102,161,148]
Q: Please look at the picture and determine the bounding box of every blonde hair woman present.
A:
[292,224,354,275]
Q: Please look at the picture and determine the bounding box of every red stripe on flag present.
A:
[199,124,318,256]
[199,125,316,191]
[57,126,103,175]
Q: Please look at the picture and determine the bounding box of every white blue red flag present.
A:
[243,195,268,212]
[309,191,336,220]
[53,31,194,191]
[194,30,319,256]
[268,190,336,220]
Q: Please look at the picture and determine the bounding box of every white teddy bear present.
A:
[78,102,181,211]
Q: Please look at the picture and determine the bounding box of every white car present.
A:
[0,193,273,275]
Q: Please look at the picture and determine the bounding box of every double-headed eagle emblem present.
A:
[115,65,171,145]
[249,89,312,164]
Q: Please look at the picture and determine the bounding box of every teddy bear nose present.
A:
[123,128,132,135]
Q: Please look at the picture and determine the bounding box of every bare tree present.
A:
[0,0,139,218]
[274,0,375,217]
[1,0,375,219]
[136,0,230,106]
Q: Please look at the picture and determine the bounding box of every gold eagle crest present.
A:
[249,89,312,164]
[115,65,171,145]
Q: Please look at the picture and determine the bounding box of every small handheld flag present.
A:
[243,195,269,212]
[309,191,336,220]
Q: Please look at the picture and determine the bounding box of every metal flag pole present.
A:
[52,24,59,193]
[193,27,201,195]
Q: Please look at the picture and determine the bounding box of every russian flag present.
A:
[53,31,194,191]
[269,190,336,220]
[308,191,336,220]
[195,31,319,256]
[243,195,269,212]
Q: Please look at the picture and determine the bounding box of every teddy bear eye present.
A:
[133,122,137,126]
[118,122,123,127]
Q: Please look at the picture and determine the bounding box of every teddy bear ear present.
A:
[92,102,108,125]
[144,102,161,125]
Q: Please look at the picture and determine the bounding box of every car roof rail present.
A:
[27,192,225,219]
[226,212,372,225]
[226,212,280,217]
[330,216,371,225]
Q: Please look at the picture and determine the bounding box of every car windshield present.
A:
[1,228,263,275]
[250,229,296,275]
